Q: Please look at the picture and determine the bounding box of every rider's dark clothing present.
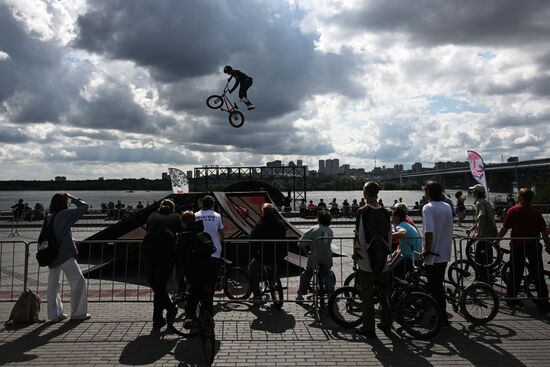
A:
[228,70,253,99]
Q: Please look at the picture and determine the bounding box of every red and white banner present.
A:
[467,150,488,197]
[168,167,189,194]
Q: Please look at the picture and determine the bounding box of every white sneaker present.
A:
[50,313,68,323]
[71,313,91,320]
[247,104,255,110]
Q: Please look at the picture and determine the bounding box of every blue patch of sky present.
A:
[63,55,81,64]
[477,50,496,60]
[428,95,489,114]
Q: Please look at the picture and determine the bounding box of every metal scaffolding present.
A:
[193,165,307,209]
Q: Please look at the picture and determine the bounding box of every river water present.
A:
[0,189,491,210]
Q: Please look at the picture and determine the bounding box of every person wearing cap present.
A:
[493,188,550,311]
[468,184,498,283]
[142,199,181,330]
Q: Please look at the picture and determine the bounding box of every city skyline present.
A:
[1,1,550,180]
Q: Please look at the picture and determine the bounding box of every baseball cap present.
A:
[468,184,486,194]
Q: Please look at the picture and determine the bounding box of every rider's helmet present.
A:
[223,65,232,73]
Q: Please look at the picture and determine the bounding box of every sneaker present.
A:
[247,104,255,110]
[50,313,68,323]
[71,313,91,321]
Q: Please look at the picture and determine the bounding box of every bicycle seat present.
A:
[219,257,233,265]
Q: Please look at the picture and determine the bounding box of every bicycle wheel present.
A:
[327,286,363,328]
[269,278,284,309]
[199,307,216,365]
[343,272,360,290]
[228,111,245,128]
[447,259,474,286]
[460,282,499,325]
[465,239,501,268]
[398,292,442,340]
[206,95,223,109]
[223,267,250,300]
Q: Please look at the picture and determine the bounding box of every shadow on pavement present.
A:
[250,304,296,333]
[0,319,85,365]
[119,331,177,365]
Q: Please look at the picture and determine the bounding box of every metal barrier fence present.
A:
[2,236,549,310]
[454,236,550,304]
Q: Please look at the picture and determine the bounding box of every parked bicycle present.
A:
[206,80,246,128]
[250,263,284,309]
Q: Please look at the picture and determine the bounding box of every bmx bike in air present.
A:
[206,81,245,128]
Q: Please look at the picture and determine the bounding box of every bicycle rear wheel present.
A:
[327,286,363,328]
[343,272,360,290]
[224,267,250,300]
[206,95,223,109]
[199,307,216,365]
[229,111,245,128]
[398,292,442,340]
[447,259,474,286]
[269,278,284,309]
[460,282,499,325]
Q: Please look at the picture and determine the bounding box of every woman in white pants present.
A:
[46,192,90,322]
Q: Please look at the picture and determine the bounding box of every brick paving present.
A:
[1,298,549,366]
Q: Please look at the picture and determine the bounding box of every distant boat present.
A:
[126,190,134,193]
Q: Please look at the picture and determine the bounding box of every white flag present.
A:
[168,168,189,194]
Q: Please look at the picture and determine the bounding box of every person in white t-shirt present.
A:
[195,195,224,259]
[422,181,453,327]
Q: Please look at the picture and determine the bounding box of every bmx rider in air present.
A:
[223,65,255,110]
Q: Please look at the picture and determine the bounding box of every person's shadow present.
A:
[0,320,85,365]
[249,304,296,334]
[119,330,178,365]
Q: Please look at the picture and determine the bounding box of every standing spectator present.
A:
[307,200,317,218]
[47,193,90,322]
[178,212,216,328]
[136,201,144,210]
[353,181,392,337]
[391,208,422,279]
[317,198,327,210]
[32,203,45,221]
[329,198,339,216]
[142,199,180,330]
[468,184,497,282]
[195,196,224,259]
[351,199,359,216]
[296,210,334,300]
[455,191,466,227]
[195,195,225,307]
[342,199,351,217]
[378,198,384,207]
[298,199,307,217]
[359,198,366,207]
[494,188,550,312]
[442,192,456,218]
[248,203,287,301]
[115,200,126,219]
[11,199,25,220]
[422,181,453,327]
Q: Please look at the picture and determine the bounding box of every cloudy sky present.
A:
[1,0,549,180]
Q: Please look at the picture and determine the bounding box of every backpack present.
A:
[36,212,61,267]
[4,289,42,325]
[356,206,391,272]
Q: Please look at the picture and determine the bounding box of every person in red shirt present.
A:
[494,188,550,311]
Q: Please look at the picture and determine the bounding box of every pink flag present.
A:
[467,150,488,197]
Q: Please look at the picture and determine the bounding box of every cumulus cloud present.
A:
[0,0,549,179]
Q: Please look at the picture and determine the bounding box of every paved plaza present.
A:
[1,298,550,366]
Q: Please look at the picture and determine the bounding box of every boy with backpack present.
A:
[353,181,392,337]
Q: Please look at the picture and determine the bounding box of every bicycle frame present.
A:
[217,82,239,114]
